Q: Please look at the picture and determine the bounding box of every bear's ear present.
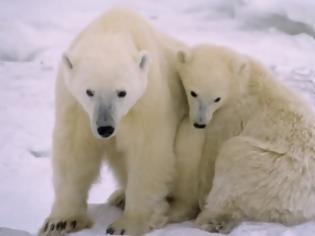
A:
[138,51,150,71]
[62,53,73,70]
[231,56,249,77]
[177,50,191,64]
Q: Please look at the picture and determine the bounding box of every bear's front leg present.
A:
[106,139,175,235]
[39,119,103,236]
[168,118,205,222]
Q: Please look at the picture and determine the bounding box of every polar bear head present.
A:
[62,34,150,139]
[176,44,249,129]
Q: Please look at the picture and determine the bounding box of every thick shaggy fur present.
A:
[168,117,205,222]
[176,44,315,233]
[39,9,187,236]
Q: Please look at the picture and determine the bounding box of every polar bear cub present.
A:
[176,44,315,233]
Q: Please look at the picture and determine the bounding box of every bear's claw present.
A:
[71,220,77,229]
[108,189,125,210]
[56,221,67,230]
[106,226,125,235]
[106,227,115,234]
[39,216,91,236]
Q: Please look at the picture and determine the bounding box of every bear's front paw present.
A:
[168,200,198,223]
[106,217,146,236]
[108,189,125,210]
[106,214,155,236]
[195,212,237,234]
[38,215,92,236]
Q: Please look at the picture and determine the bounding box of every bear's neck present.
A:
[214,60,304,133]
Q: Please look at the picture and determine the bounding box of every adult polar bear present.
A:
[39,9,187,236]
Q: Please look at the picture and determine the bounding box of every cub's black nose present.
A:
[97,126,114,137]
[193,123,206,129]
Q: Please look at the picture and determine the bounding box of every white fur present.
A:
[168,117,205,222]
[177,44,315,233]
[39,9,187,236]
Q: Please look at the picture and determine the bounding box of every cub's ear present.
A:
[232,56,249,77]
[138,51,150,71]
[62,53,73,69]
[177,50,191,64]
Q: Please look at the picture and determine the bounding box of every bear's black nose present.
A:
[97,126,114,137]
[193,123,206,129]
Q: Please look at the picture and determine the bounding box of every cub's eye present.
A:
[86,89,94,97]
[117,90,127,98]
[190,91,197,98]
[214,97,221,103]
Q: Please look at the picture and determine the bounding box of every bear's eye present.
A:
[190,91,198,98]
[117,90,127,98]
[86,89,95,97]
[214,97,221,103]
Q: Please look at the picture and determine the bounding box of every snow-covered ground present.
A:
[1,0,315,235]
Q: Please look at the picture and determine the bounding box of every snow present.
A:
[0,0,315,235]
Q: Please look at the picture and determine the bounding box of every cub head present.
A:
[176,45,249,129]
[62,41,150,139]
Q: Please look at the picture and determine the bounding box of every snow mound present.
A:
[177,0,315,37]
[0,22,44,62]
[236,1,315,38]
